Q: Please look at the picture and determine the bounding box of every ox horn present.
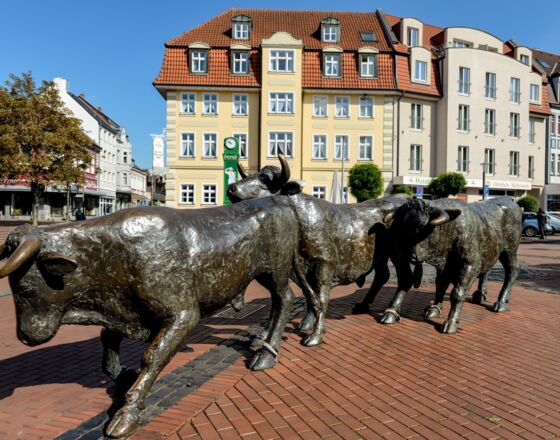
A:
[278,153,291,185]
[0,237,42,278]
[430,209,450,226]
[237,162,249,179]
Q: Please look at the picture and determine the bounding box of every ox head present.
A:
[227,154,302,202]
[0,228,77,346]
[381,199,462,254]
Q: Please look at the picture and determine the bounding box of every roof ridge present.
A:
[166,8,233,46]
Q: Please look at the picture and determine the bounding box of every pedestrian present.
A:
[537,208,546,239]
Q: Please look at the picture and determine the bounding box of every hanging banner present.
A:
[223,136,240,205]
[152,136,165,169]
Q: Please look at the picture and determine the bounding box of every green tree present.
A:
[516,195,539,212]
[390,184,413,196]
[0,72,92,224]
[427,172,466,199]
[348,163,383,202]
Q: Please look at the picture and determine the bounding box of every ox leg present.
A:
[302,284,330,347]
[424,270,451,319]
[352,260,390,315]
[442,266,476,334]
[380,261,414,324]
[249,277,294,371]
[105,307,200,438]
[101,328,138,391]
[492,252,519,313]
[472,272,489,305]
[296,286,319,332]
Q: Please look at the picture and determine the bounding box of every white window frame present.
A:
[410,144,422,172]
[359,135,373,160]
[233,23,250,40]
[233,133,248,159]
[180,132,195,158]
[232,94,248,116]
[509,151,520,177]
[414,60,427,82]
[552,153,556,176]
[335,96,350,118]
[232,51,249,74]
[485,72,496,99]
[530,84,540,103]
[458,67,470,95]
[202,184,217,205]
[411,103,422,130]
[457,146,469,173]
[191,50,207,74]
[312,134,327,160]
[484,149,495,175]
[268,131,294,158]
[528,155,534,179]
[313,96,327,117]
[269,92,294,114]
[509,112,520,138]
[181,93,196,114]
[269,50,294,73]
[510,77,521,104]
[407,27,419,47]
[520,54,530,65]
[312,185,327,199]
[322,26,339,42]
[202,94,218,115]
[202,133,217,158]
[359,96,374,118]
[180,183,195,205]
[458,104,470,132]
[324,53,341,77]
[529,119,536,144]
[360,54,376,78]
[484,109,496,135]
[334,135,349,161]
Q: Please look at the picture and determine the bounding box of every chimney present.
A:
[79,93,85,98]
[97,106,102,112]
[53,77,68,92]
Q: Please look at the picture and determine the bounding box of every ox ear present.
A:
[280,181,302,196]
[368,223,386,235]
[38,252,78,277]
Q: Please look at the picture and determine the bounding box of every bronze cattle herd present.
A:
[0,155,522,438]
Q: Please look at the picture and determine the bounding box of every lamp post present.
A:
[481,161,491,200]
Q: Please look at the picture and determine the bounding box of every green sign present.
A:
[223,136,240,205]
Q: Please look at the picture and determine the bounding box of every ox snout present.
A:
[227,184,242,203]
[17,315,61,346]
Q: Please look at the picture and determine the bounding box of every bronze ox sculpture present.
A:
[371,197,521,333]
[228,155,411,345]
[0,199,301,438]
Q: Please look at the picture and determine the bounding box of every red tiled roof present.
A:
[395,55,441,97]
[383,13,444,54]
[302,52,395,89]
[166,9,391,51]
[154,8,396,89]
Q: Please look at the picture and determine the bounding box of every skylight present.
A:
[538,58,551,69]
[361,32,377,42]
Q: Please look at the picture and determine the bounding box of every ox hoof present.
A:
[380,310,400,325]
[351,302,370,315]
[249,350,277,371]
[106,406,140,438]
[296,313,315,332]
[471,290,486,305]
[301,333,323,347]
[441,319,459,334]
[115,368,139,391]
[423,306,441,319]
[491,302,508,313]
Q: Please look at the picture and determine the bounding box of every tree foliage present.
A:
[0,72,93,224]
[348,163,383,202]
[517,195,539,212]
[390,184,414,196]
[427,172,466,199]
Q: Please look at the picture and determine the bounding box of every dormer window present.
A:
[321,18,340,43]
[520,54,530,65]
[232,15,251,40]
[190,50,207,74]
[407,27,419,47]
[324,53,341,77]
[232,51,249,74]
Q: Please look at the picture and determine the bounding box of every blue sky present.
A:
[1,0,558,169]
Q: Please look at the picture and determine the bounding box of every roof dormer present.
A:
[232,15,251,40]
[321,17,340,43]
[401,18,424,47]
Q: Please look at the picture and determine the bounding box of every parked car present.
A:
[522,213,553,237]
[546,212,560,233]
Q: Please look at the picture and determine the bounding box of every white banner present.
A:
[152,136,165,169]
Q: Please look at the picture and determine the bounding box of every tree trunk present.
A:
[66,184,72,222]
[31,182,41,226]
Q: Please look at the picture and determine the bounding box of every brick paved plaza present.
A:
[0,224,559,439]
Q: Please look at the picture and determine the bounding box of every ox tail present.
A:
[413,263,423,288]
[0,237,42,278]
[355,274,366,288]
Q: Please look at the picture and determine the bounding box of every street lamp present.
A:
[481,161,491,200]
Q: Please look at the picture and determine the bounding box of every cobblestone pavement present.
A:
[0,224,559,439]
